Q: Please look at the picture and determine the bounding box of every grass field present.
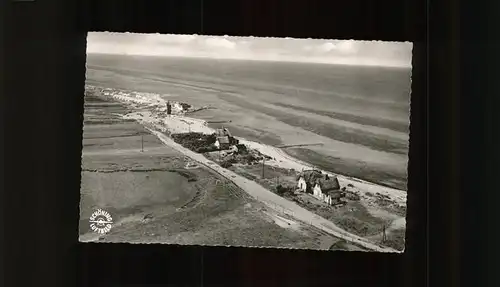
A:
[80,90,357,250]
[219,161,405,249]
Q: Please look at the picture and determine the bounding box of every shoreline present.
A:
[89,85,407,207]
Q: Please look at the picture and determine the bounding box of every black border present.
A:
[3,0,462,286]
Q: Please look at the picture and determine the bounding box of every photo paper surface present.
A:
[80,32,412,253]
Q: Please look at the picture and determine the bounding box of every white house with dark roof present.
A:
[297,177,308,192]
[296,170,343,205]
[296,170,323,193]
[214,127,238,149]
[313,175,342,205]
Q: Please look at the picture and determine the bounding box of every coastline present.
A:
[91,85,407,207]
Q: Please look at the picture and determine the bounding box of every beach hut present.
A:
[215,136,230,150]
[312,175,341,205]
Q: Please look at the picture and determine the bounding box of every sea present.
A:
[86,54,412,190]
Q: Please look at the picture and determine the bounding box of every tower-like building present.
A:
[166,101,172,115]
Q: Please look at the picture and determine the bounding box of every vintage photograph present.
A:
[80,32,412,253]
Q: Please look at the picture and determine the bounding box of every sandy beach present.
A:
[86,54,411,191]
[96,85,407,208]
[80,89,353,250]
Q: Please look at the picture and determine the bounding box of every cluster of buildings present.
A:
[296,170,345,206]
[166,101,191,115]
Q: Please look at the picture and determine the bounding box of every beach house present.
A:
[296,170,324,193]
[215,136,230,150]
[296,170,343,205]
[166,101,172,115]
[312,175,342,205]
[297,176,308,192]
[214,127,239,149]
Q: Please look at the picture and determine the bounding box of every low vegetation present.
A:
[275,184,295,197]
[384,228,406,251]
[329,239,348,250]
[171,133,218,153]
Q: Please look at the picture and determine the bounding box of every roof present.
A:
[296,170,323,183]
[215,128,231,137]
[315,176,340,192]
[325,190,342,198]
[217,136,230,144]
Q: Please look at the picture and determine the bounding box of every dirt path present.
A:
[145,126,399,253]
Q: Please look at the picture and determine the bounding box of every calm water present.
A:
[86,54,412,189]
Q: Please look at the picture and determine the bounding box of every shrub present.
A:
[345,192,361,201]
[235,144,248,154]
[195,145,217,153]
[220,161,233,168]
[172,132,217,152]
[276,184,294,195]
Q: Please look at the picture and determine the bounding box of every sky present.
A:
[87,32,413,68]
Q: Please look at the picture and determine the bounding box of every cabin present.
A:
[297,177,308,192]
[312,175,341,205]
[173,102,184,112]
[215,136,230,150]
[322,190,343,205]
[296,170,343,205]
[295,170,324,193]
[215,127,239,145]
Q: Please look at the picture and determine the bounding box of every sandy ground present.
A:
[86,56,411,192]
[80,90,359,250]
[84,86,406,252]
[97,86,407,207]
[88,88,398,252]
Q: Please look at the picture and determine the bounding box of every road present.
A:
[146,126,399,253]
[239,139,407,207]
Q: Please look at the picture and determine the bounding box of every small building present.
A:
[166,101,172,115]
[170,102,186,113]
[215,136,230,150]
[215,127,238,145]
[296,170,324,193]
[297,177,308,191]
[323,190,343,205]
[296,170,343,205]
[312,175,341,205]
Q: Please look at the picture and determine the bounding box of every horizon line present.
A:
[87,51,412,69]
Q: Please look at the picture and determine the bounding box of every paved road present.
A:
[146,127,399,253]
[239,139,407,206]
